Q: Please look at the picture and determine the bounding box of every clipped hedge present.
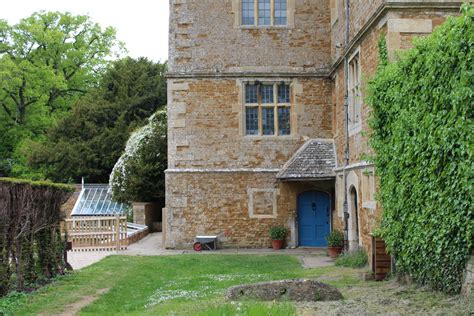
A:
[0,178,73,296]
[367,5,473,293]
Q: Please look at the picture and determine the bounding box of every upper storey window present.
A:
[242,0,255,25]
[245,83,291,136]
[348,51,362,130]
[241,0,288,26]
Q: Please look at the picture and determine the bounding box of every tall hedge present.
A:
[368,5,473,293]
[0,178,73,296]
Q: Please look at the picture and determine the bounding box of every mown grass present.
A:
[335,250,368,268]
[0,255,357,316]
[1,254,470,315]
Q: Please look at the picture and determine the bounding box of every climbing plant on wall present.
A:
[367,4,473,294]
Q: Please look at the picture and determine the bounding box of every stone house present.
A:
[164,0,461,261]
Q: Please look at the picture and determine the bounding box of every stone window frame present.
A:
[242,80,293,137]
[248,188,278,219]
[348,48,363,136]
[330,0,339,26]
[362,168,377,211]
[233,0,295,29]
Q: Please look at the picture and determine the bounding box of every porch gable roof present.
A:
[277,139,336,181]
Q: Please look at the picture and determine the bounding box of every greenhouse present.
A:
[71,183,130,216]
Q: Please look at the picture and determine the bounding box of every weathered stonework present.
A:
[166,0,462,257]
[132,202,162,231]
[165,170,336,248]
[330,3,460,258]
[169,0,331,75]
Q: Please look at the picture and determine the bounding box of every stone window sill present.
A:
[348,123,362,137]
[362,201,377,210]
[243,135,299,140]
[239,25,291,30]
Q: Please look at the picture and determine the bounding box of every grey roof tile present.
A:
[277,139,336,180]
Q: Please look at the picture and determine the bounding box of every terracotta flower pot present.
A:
[328,246,343,258]
[272,239,284,250]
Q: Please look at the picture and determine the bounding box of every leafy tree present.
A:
[29,57,167,183]
[367,5,473,294]
[110,110,167,203]
[0,11,123,177]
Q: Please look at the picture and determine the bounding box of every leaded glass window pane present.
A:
[275,0,287,25]
[242,0,255,25]
[278,107,291,135]
[246,84,258,103]
[258,0,271,25]
[246,107,259,135]
[262,107,275,135]
[278,84,290,103]
[261,85,274,103]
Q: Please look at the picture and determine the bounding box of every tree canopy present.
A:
[0,11,123,177]
[29,57,167,183]
[110,110,167,203]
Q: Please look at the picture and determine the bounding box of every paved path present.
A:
[67,251,114,270]
[68,233,334,270]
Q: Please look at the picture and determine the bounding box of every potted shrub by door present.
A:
[269,226,287,250]
[326,230,344,258]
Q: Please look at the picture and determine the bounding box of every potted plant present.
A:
[326,230,344,258]
[269,226,287,250]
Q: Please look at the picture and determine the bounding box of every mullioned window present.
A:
[244,83,291,136]
[241,0,287,26]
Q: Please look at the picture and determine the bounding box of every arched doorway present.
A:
[298,191,330,247]
[349,186,359,246]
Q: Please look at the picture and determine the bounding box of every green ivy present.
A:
[367,5,474,294]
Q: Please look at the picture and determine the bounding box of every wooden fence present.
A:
[65,216,128,251]
[372,236,392,281]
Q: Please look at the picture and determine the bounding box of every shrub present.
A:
[110,110,167,203]
[335,250,368,268]
[367,4,473,293]
[326,231,344,247]
[269,226,287,240]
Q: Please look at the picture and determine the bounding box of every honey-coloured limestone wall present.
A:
[169,0,331,74]
[164,170,336,248]
[331,7,460,260]
[167,78,333,170]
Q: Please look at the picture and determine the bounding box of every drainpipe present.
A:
[342,0,350,252]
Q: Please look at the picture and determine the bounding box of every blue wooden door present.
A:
[298,191,330,247]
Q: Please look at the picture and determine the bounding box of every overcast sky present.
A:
[2,0,169,62]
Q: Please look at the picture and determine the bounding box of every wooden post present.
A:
[115,215,120,252]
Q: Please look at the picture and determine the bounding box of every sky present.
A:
[2,0,169,62]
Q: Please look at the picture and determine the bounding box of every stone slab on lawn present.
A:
[226,279,343,302]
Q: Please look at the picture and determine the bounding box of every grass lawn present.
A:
[0,254,471,315]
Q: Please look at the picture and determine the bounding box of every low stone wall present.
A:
[132,202,162,231]
[227,279,343,302]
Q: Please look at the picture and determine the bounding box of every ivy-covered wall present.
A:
[0,178,73,296]
[368,5,473,294]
